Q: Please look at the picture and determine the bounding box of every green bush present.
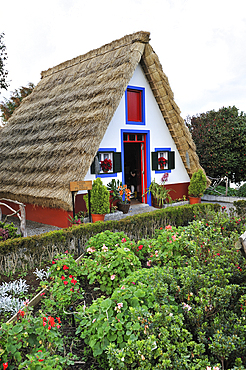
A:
[238,183,246,197]
[0,221,21,241]
[188,169,207,198]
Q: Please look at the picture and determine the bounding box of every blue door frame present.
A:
[120,129,151,205]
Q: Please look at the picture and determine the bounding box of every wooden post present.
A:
[69,181,93,222]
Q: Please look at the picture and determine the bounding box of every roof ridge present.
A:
[41,31,150,79]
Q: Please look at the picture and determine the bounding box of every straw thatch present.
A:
[0,31,202,211]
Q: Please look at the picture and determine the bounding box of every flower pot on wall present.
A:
[117,202,130,214]
[91,214,105,223]
[189,196,201,205]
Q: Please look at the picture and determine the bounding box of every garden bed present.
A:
[1,206,246,369]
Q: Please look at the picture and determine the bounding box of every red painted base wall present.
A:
[1,201,73,228]
[165,182,190,201]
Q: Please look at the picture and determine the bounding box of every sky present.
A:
[1,0,246,121]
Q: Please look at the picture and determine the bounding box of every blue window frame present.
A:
[125,85,145,125]
[96,148,117,178]
[154,148,171,174]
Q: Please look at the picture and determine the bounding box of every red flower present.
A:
[63,265,69,270]
[18,310,25,318]
[52,261,55,264]
[216,253,220,256]
[63,281,68,285]
[100,158,112,172]
[3,363,8,370]
[158,156,167,166]
[71,278,77,285]
[61,276,65,280]
[137,245,143,251]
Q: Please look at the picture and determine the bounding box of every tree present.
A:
[0,82,35,123]
[186,106,246,184]
[0,33,9,91]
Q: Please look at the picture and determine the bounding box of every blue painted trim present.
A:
[125,85,146,126]
[98,148,116,152]
[154,147,171,152]
[121,129,151,206]
[96,148,117,178]
[96,173,117,178]
[154,147,171,174]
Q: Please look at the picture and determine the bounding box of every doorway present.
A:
[123,132,147,203]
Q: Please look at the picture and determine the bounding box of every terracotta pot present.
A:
[91,214,105,223]
[160,165,164,170]
[189,196,201,205]
[117,202,130,214]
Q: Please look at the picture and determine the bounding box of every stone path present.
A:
[2,196,237,237]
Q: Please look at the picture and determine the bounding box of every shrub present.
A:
[238,183,246,197]
[0,222,20,241]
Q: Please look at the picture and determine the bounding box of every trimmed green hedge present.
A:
[0,203,220,274]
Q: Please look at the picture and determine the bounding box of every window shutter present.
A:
[90,152,99,174]
[168,151,175,170]
[113,152,122,172]
[152,152,158,170]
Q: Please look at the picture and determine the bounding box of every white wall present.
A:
[84,63,190,187]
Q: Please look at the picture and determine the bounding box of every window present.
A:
[151,148,175,172]
[125,86,145,125]
[90,149,122,176]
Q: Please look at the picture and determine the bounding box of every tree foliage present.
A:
[0,33,8,91]
[186,106,246,184]
[0,82,35,123]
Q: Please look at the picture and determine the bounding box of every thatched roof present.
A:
[0,31,201,211]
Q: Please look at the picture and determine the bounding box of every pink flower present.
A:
[111,274,116,280]
[87,247,96,254]
[131,282,136,285]
[102,244,108,252]
[117,302,123,309]
[65,250,68,254]
[147,260,151,267]
[165,225,172,230]
[92,318,96,323]
[121,238,126,243]
[171,235,177,241]
[121,285,125,290]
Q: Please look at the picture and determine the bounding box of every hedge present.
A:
[0,203,220,275]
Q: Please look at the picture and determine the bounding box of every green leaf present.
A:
[134,289,145,298]
[101,298,112,311]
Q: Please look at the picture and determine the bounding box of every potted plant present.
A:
[85,178,110,222]
[145,173,173,208]
[107,179,122,211]
[116,184,131,214]
[188,169,207,204]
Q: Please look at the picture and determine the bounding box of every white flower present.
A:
[87,247,95,254]
[206,367,211,370]
[124,248,130,251]
[102,244,108,252]
[182,302,192,311]
[169,313,173,317]
[92,318,96,323]
[117,302,123,309]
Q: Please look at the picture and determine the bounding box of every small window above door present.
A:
[125,86,145,125]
